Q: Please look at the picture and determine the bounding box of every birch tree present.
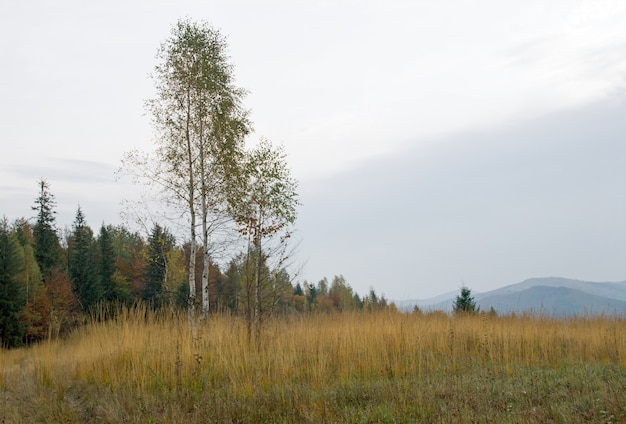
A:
[230,139,299,342]
[122,19,250,315]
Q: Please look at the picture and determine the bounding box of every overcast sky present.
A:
[1,0,625,299]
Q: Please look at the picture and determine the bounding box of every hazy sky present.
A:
[1,0,625,299]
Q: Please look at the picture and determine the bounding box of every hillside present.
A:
[399,277,626,316]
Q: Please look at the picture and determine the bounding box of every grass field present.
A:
[1,307,626,423]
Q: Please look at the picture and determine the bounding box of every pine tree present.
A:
[0,218,27,347]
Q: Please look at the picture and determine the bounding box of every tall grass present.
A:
[2,307,626,423]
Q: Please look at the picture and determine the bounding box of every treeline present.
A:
[0,180,393,348]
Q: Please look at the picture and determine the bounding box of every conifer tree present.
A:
[32,179,64,276]
[98,224,116,302]
[68,207,101,311]
[0,218,26,347]
[13,219,48,343]
[143,224,175,308]
[453,286,479,314]
[13,219,43,303]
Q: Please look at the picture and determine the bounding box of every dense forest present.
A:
[0,179,394,348]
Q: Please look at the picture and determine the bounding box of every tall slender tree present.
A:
[230,139,299,342]
[98,224,117,302]
[32,179,64,276]
[13,219,43,304]
[68,207,101,311]
[123,19,250,316]
[0,218,26,348]
[13,219,48,343]
[143,223,175,308]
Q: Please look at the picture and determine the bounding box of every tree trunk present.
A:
[186,91,196,317]
[202,245,210,316]
[254,226,262,344]
[199,118,210,317]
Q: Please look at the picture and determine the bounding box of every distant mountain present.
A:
[478,277,626,302]
[398,277,626,316]
[394,290,457,311]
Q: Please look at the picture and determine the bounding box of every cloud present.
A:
[4,158,117,184]
[297,97,626,299]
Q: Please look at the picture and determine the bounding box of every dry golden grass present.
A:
[1,307,626,423]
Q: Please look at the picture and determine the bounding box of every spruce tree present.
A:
[143,224,174,308]
[0,218,26,348]
[453,286,479,314]
[32,179,64,275]
[68,207,101,311]
[98,225,116,302]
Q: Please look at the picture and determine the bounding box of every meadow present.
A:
[1,308,626,423]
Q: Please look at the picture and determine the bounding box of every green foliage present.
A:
[363,287,390,312]
[107,225,146,299]
[227,139,299,340]
[235,248,270,311]
[305,281,317,310]
[68,207,101,311]
[453,285,479,314]
[98,225,117,302]
[328,275,359,311]
[274,268,295,314]
[231,139,299,245]
[217,260,241,313]
[300,276,374,313]
[12,219,48,343]
[32,179,64,275]
[12,219,43,303]
[317,277,329,296]
[143,224,176,308]
[0,218,26,347]
[137,18,252,315]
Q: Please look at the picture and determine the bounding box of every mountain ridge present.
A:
[396,277,626,316]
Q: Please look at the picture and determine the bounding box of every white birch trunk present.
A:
[186,92,196,316]
[202,247,210,316]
